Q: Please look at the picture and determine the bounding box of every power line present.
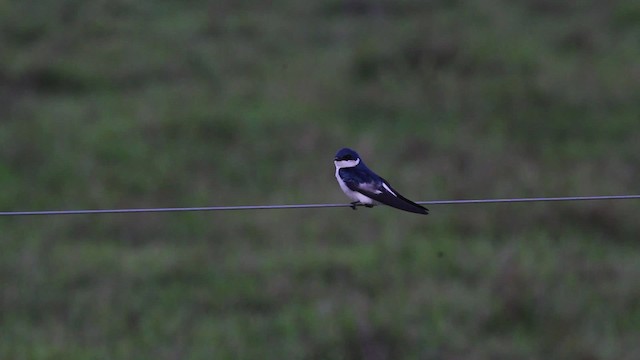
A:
[0,194,639,217]
[419,194,640,205]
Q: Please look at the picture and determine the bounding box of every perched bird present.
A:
[333,147,429,215]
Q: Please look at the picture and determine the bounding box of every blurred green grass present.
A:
[1,0,640,359]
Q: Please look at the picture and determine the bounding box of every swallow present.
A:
[333,147,428,215]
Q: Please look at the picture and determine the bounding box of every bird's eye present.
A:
[343,155,353,160]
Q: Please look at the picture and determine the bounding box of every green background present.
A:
[2,0,640,358]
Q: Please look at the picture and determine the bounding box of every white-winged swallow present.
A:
[334,148,429,215]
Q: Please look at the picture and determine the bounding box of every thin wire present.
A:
[418,194,640,205]
[0,194,639,217]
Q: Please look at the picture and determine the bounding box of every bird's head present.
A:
[334,148,361,169]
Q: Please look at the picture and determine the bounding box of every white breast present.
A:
[334,160,375,204]
[335,169,359,201]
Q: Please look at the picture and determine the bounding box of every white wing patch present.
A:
[359,182,382,194]
[382,182,397,197]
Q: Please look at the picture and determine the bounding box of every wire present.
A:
[0,194,639,217]
[418,194,640,205]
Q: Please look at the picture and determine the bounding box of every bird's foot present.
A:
[350,201,360,210]
[364,204,374,208]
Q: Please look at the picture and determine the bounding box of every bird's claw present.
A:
[350,202,374,210]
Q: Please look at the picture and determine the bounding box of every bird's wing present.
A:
[341,170,428,215]
[377,178,429,215]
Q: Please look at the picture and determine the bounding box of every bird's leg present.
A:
[350,201,360,210]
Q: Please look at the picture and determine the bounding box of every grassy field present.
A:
[2,0,640,359]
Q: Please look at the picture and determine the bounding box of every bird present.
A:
[333,147,429,215]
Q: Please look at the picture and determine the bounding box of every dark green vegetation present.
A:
[2,0,640,358]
